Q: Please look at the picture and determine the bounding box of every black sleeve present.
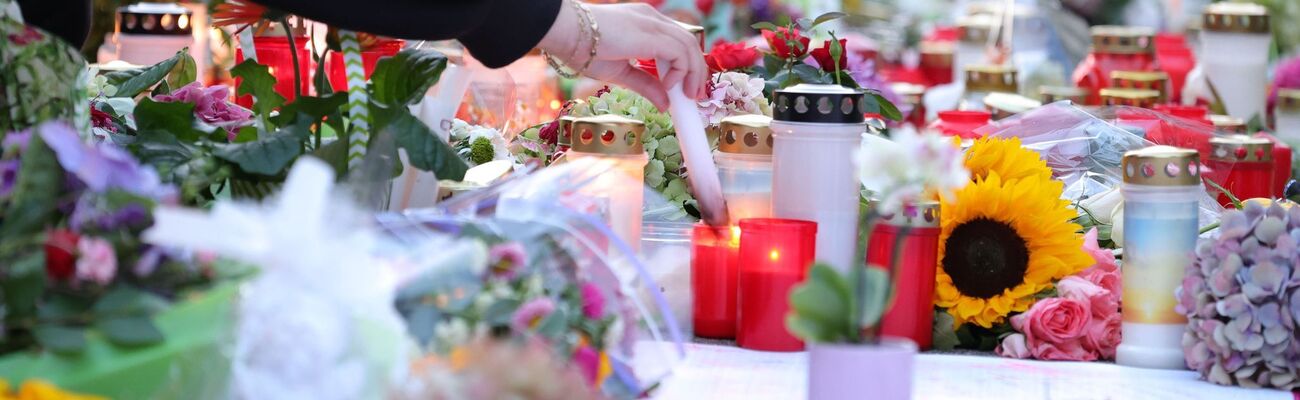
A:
[254,0,562,68]
[17,0,91,49]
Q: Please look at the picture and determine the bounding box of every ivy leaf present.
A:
[230,59,286,117]
[164,51,198,90]
[135,98,205,142]
[212,116,311,175]
[105,49,185,98]
[373,106,467,180]
[369,48,448,107]
[34,325,86,354]
[97,316,165,347]
[811,12,848,28]
[931,311,960,350]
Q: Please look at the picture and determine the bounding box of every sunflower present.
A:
[962,136,1052,183]
[934,139,1092,329]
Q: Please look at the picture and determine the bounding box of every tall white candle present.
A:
[1199,3,1271,122]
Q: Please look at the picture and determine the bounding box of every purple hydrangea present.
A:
[1176,200,1300,390]
[38,121,176,201]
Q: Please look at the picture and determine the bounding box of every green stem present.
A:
[1199,222,1221,234]
[280,17,303,99]
[852,209,881,343]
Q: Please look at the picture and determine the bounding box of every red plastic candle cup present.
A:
[737,218,817,352]
[867,202,941,349]
[928,110,991,139]
[1205,135,1275,207]
[692,224,740,339]
[1154,104,1209,123]
[327,39,405,91]
[1255,133,1293,198]
[1071,26,1157,105]
[234,36,315,107]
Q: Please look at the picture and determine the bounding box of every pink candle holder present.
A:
[737,218,817,352]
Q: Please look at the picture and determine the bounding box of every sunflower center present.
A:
[943,218,1030,299]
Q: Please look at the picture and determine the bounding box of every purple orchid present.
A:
[38,121,175,201]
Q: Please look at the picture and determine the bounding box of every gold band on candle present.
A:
[718,114,773,155]
[571,114,646,155]
[1090,25,1155,55]
[1202,2,1269,34]
[964,64,1018,94]
[1111,70,1169,104]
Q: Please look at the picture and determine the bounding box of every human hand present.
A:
[539,1,706,110]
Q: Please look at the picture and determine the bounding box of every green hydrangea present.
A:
[469,137,495,165]
[570,87,693,219]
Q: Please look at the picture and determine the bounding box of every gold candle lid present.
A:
[1039,86,1089,104]
[964,64,1018,94]
[557,115,577,146]
[1202,2,1269,34]
[984,92,1041,121]
[1111,70,1169,103]
[958,14,998,44]
[718,114,773,155]
[890,82,925,106]
[879,201,941,228]
[1090,25,1155,54]
[1123,146,1202,186]
[919,41,954,68]
[1100,88,1161,108]
[1209,114,1247,134]
[675,21,706,50]
[571,114,645,155]
[1276,89,1300,112]
[1209,134,1272,162]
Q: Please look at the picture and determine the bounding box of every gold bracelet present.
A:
[543,0,599,79]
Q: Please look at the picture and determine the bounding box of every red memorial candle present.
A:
[1204,135,1275,207]
[867,202,941,349]
[692,224,740,339]
[737,218,817,352]
[234,36,315,107]
[327,39,405,91]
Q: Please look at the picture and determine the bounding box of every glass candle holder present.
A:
[867,202,941,349]
[1209,114,1248,135]
[891,83,927,128]
[771,84,868,272]
[114,3,194,66]
[1100,88,1161,109]
[983,92,1041,121]
[737,218,817,352]
[1275,89,1300,142]
[1200,3,1271,122]
[1111,71,1170,104]
[715,115,774,225]
[919,41,955,86]
[1118,146,1202,369]
[327,39,404,91]
[1205,135,1274,207]
[961,65,1018,111]
[691,224,740,339]
[1038,86,1089,105]
[568,115,650,251]
[1072,26,1156,105]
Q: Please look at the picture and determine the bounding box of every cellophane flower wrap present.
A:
[1176,199,1300,390]
[380,158,685,399]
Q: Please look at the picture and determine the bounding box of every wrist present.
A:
[539,0,580,61]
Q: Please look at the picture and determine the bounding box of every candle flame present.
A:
[729,226,741,248]
[769,249,780,262]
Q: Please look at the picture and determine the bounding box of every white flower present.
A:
[1079,187,1123,225]
[84,67,118,98]
[466,125,511,161]
[697,72,771,126]
[858,129,969,214]
[433,317,472,349]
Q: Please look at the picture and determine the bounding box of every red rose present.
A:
[696,0,715,14]
[44,229,80,281]
[810,39,849,73]
[761,27,810,60]
[706,41,760,73]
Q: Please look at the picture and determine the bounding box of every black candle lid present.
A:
[117,3,193,36]
[772,84,867,124]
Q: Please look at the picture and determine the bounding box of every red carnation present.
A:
[810,38,849,73]
[44,229,80,282]
[761,27,810,60]
[706,41,760,73]
[538,119,559,146]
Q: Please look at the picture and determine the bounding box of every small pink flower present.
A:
[75,237,117,285]
[511,297,555,332]
[573,344,600,385]
[1083,313,1122,360]
[1057,276,1117,319]
[580,282,605,319]
[1081,228,1118,274]
[996,333,1032,359]
[1078,268,1121,304]
[488,242,527,279]
[1012,297,1091,344]
[1030,339,1098,361]
[8,26,44,45]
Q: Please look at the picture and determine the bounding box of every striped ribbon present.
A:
[340,30,370,172]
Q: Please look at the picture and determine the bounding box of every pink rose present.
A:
[75,236,117,285]
[1078,267,1121,304]
[996,333,1032,359]
[1083,313,1121,360]
[1057,276,1118,319]
[1012,297,1091,344]
[1031,339,1098,361]
[1081,228,1118,274]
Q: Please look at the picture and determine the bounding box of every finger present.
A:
[657,31,697,97]
[598,61,670,110]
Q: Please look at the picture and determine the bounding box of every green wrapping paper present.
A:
[0,284,238,399]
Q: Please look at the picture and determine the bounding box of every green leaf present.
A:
[233,126,258,143]
[931,311,960,350]
[792,64,827,84]
[863,93,904,121]
[0,132,60,238]
[97,316,165,347]
[787,263,853,342]
[369,48,448,107]
[165,51,198,90]
[93,287,169,315]
[762,53,784,76]
[309,138,349,177]
[34,325,86,354]
[230,60,286,117]
[105,50,184,98]
[373,106,468,180]
[795,18,813,30]
[811,12,848,28]
[751,22,780,32]
[271,93,348,127]
[0,252,45,317]
[212,117,311,175]
[785,314,835,343]
[535,308,568,338]
[135,98,205,142]
[151,80,171,97]
[482,298,522,325]
[855,266,891,329]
